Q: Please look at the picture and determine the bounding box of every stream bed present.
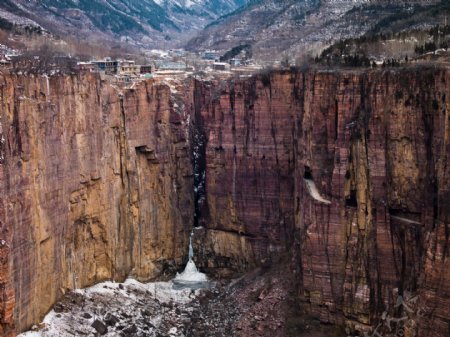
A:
[18,278,207,337]
[18,230,340,337]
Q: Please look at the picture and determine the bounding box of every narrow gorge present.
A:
[0,68,448,337]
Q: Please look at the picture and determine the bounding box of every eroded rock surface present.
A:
[188,68,449,336]
[0,67,448,336]
[0,73,193,334]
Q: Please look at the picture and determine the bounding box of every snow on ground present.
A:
[18,278,205,337]
[148,50,169,58]
[19,230,212,337]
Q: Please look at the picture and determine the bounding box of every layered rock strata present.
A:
[186,75,298,276]
[0,73,193,334]
[189,68,449,336]
[0,67,448,337]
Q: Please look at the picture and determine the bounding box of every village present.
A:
[76,49,264,86]
[0,45,265,88]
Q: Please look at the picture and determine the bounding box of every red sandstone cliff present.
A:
[189,68,449,336]
[0,68,448,337]
[0,73,193,335]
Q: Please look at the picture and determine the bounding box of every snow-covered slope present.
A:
[18,279,202,337]
[0,0,249,48]
[155,0,248,32]
[186,0,444,60]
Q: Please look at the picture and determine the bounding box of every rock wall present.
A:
[0,67,447,336]
[294,69,449,336]
[187,75,298,277]
[190,68,449,336]
[0,73,193,334]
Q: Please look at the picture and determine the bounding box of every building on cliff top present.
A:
[118,60,140,75]
[153,60,187,71]
[201,50,220,61]
[76,62,96,72]
[77,59,154,76]
[140,65,152,74]
[212,62,230,71]
[91,58,119,74]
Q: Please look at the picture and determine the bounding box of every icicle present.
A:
[174,229,207,284]
[188,231,194,260]
[44,74,50,101]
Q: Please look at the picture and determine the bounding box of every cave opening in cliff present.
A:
[304,166,313,180]
[192,121,207,228]
[346,189,358,208]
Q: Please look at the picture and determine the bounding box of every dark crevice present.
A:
[135,146,158,164]
[345,189,358,208]
[12,104,22,156]
[334,99,339,141]
[192,125,206,228]
[213,227,256,238]
[303,166,313,180]
[118,94,129,188]
[192,83,208,228]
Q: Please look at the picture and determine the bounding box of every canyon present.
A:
[0,67,448,336]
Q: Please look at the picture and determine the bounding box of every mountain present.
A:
[155,0,248,29]
[1,0,445,57]
[0,0,249,49]
[186,0,446,60]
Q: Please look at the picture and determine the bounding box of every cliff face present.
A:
[0,73,193,334]
[0,68,448,336]
[294,69,449,336]
[190,69,449,336]
[187,74,298,276]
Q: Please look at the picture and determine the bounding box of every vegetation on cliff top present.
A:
[315,23,449,67]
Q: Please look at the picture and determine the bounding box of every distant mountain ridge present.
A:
[186,0,446,60]
[0,0,249,48]
[0,0,445,56]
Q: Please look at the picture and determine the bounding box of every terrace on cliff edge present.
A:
[0,65,447,337]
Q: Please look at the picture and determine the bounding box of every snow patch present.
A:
[18,278,201,337]
[304,178,331,204]
[18,229,211,336]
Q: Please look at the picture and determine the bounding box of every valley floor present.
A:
[18,263,342,337]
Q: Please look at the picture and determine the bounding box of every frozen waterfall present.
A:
[173,230,208,288]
